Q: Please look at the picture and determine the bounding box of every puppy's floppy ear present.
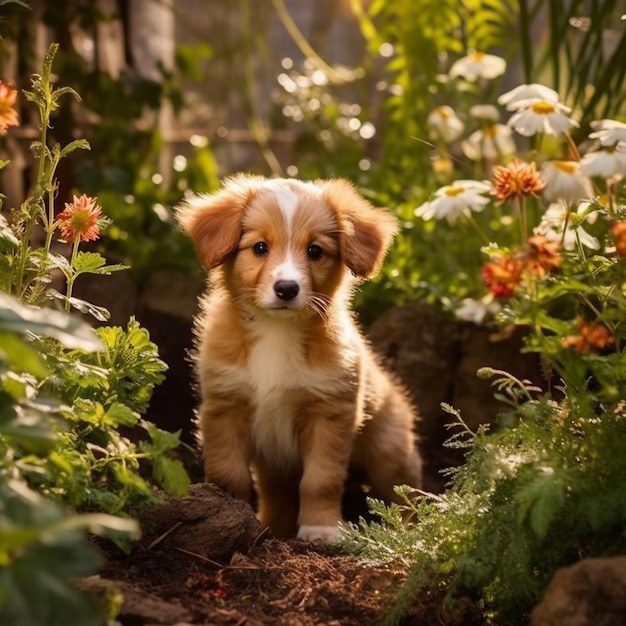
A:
[175,178,254,269]
[321,179,399,278]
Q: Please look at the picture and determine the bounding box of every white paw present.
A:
[297,524,342,543]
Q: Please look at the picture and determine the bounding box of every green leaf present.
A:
[0,331,48,378]
[142,422,183,453]
[152,456,190,496]
[0,293,102,351]
[66,297,111,322]
[0,214,19,250]
[516,467,567,540]
[59,139,90,158]
[0,400,57,454]
[72,252,128,276]
[102,403,138,428]
[71,252,106,273]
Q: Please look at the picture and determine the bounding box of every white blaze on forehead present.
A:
[272,257,303,283]
[269,186,304,285]
[273,187,299,231]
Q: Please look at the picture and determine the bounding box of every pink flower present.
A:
[0,80,19,134]
[57,194,103,243]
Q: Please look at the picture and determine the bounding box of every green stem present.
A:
[14,96,50,299]
[64,238,80,312]
[464,212,491,245]
[563,132,581,161]
[560,202,571,248]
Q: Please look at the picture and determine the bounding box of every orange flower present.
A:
[610,221,626,257]
[562,320,614,354]
[0,80,19,134]
[481,254,524,297]
[57,194,102,243]
[525,234,562,277]
[491,158,545,203]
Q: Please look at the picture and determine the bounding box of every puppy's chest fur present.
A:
[214,317,358,466]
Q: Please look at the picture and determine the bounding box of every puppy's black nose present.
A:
[274,280,300,301]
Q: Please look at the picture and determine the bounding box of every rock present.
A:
[78,575,193,625]
[531,555,626,626]
[368,302,461,447]
[368,303,543,492]
[137,483,261,562]
[451,322,544,433]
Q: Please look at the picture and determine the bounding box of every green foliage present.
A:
[344,393,626,624]
[0,42,190,625]
[339,5,626,622]
[0,294,140,626]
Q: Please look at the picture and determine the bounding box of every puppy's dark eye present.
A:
[307,244,323,260]
[252,241,269,256]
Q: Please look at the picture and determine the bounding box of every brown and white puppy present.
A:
[176,175,422,542]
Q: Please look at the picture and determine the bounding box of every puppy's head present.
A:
[176,175,398,318]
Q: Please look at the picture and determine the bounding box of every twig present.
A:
[173,547,261,571]
[146,521,183,550]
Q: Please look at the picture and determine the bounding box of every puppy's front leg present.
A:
[297,404,355,542]
[197,395,253,502]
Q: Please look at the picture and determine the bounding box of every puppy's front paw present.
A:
[297,524,342,543]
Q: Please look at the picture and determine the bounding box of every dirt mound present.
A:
[88,484,480,625]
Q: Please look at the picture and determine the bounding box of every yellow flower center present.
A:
[554,160,577,174]
[445,186,465,197]
[532,101,556,115]
[470,52,486,62]
[483,125,497,138]
[436,106,451,119]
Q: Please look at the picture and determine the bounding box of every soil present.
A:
[88,484,482,626]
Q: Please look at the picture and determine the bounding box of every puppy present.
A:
[176,175,422,542]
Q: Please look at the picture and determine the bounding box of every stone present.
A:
[531,555,626,626]
[137,483,261,562]
[368,303,543,492]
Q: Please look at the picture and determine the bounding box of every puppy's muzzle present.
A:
[274,280,300,301]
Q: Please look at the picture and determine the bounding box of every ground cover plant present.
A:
[0,44,189,625]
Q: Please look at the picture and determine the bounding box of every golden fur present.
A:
[176,175,422,541]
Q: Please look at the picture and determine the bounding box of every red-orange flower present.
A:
[562,320,614,354]
[525,234,562,277]
[610,221,626,257]
[0,80,19,134]
[57,194,102,243]
[481,254,524,297]
[491,158,545,203]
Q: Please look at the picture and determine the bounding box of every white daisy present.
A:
[578,144,626,178]
[498,83,560,110]
[461,124,516,161]
[449,52,506,82]
[415,180,492,225]
[507,100,579,136]
[469,104,500,122]
[540,160,593,204]
[534,202,600,250]
[455,297,500,324]
[588,119,626,147]
[427,105,465,143]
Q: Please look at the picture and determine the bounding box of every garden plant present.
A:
[341,42,626,626]
[0,44,189,625]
